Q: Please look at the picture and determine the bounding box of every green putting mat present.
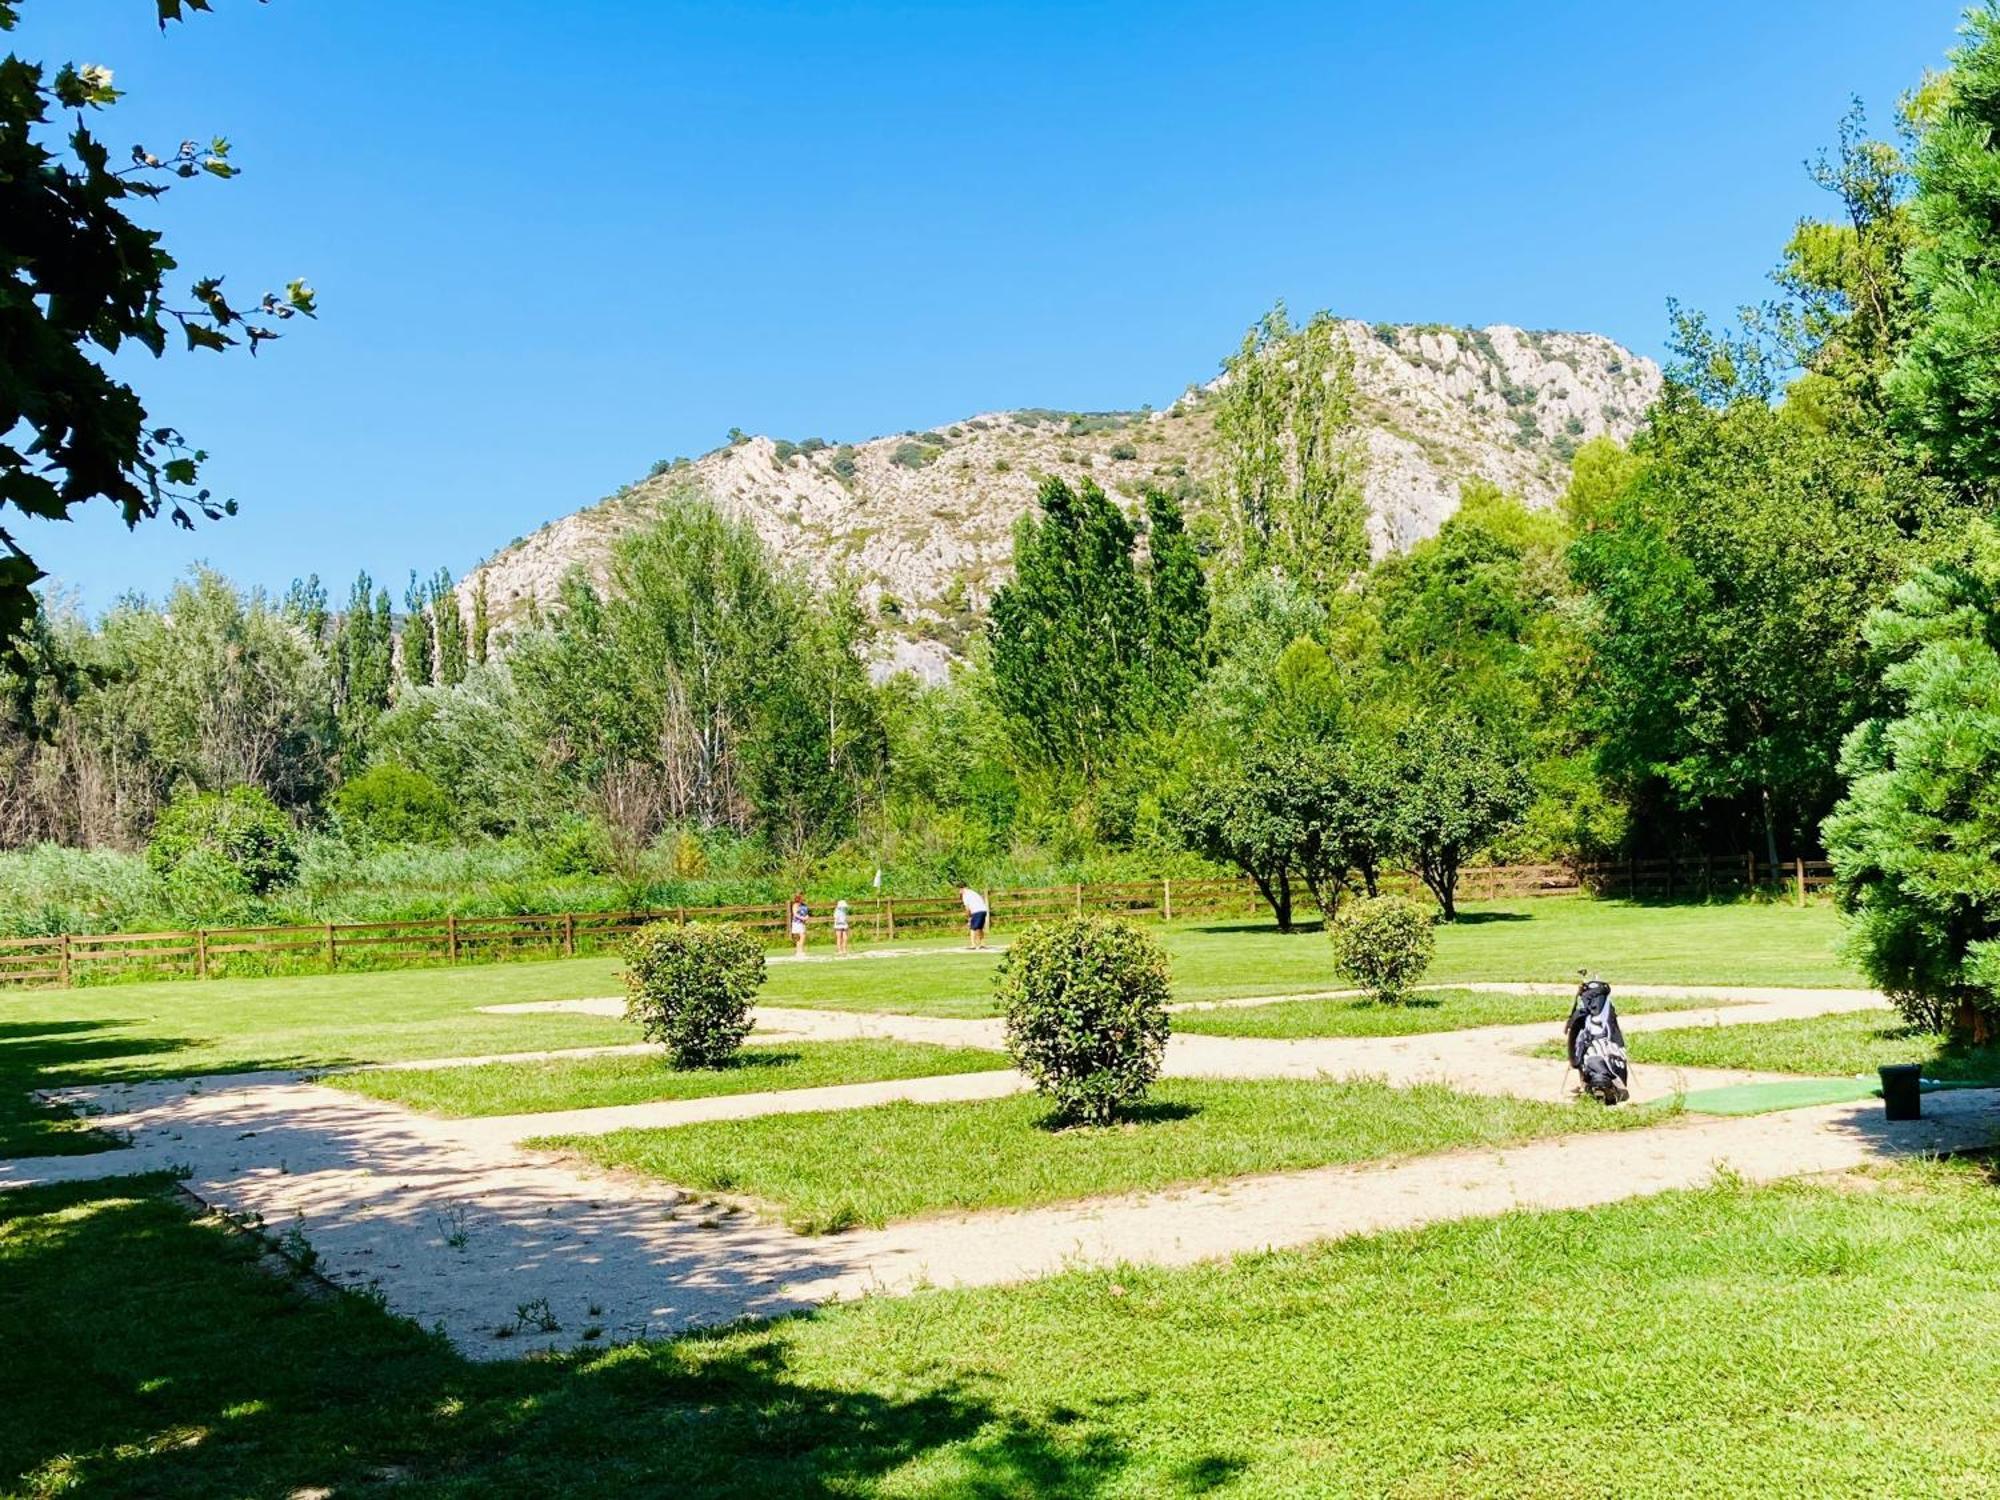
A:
[1677,1076,2000,1116]
[1677,1077,1882,1116]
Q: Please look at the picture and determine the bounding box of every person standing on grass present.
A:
[959,883,989,949]
[833,897,851,957]
[789,892,810,958]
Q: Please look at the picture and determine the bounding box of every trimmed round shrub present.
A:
[146,786,298,897]
[1330,894,1436,1003]
[999,916,1171,1126]
[332,763,456,846]
[622,921,766,1069]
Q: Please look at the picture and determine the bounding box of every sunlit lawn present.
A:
[1,897,1860,1157]
[1170,986,1731,1039]
[7,1161,1999,1497]
[330,1039,1005,1117]
[535,1077,1669,1232]
[1623,1008,2000,1082]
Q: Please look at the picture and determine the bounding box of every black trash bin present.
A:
[1879,1063,1922,1121]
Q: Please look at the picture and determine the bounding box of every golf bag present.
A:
[1566,979,1630,1104]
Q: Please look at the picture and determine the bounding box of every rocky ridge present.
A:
[464,321,1660,679]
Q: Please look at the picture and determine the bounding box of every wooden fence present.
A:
[0,856,1835,991]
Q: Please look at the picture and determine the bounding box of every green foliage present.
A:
[987,477,1150,776]
[1330,894,1437,1003]
[400,572,434,687]
[620,921,766,1068]
[1891,6,2000,488]
[1824,521,2000,1041]
[1214,302,1369,596]
[332,763,456,847]
[146,785,297,897]
[890,441,939,469]
[0,1,312,651]
[1169,738,1390,930]
[1140,488,1209,721]
[997,916,1171,1126]
[1570,389,1951,861]
[1391,715,1531,920]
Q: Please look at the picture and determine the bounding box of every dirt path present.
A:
[5,980,1966,1363]
[9,1064,1993,1361]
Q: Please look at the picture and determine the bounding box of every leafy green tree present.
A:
[90,568,329,810]
[332,572,394,759]
[146,784,297,897]
[371,665,535,838]
[1824,521,2000,1042]
[987,477,1149,777]
[1140,488,1208,719]
[430,569,468,687]
[1213,303,1369,595]
[1890,5,2000,490]
[400,572,434,687]
[470,574,491,665]
[1169,738,1386,930]
[1391,714,1530,921]
[0,0,314,650]
[1569,388,1950,866]
[331,762,455,846]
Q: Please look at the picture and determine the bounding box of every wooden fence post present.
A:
[1703,852,1712,901]
[325,923,337,971]
[1746,850,1756,892]
[446,913,459,963]
[1163,877,1172,922]
[1075,882,1083,916]
[57,932,70,989]
[886,898,895,941]
[1794,857,1807,908]
[195,929,208,980]
[563,911,576,957]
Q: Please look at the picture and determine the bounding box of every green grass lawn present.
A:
[1169,986,1733,1039]
[329,1039,1006,1117]
[765,899,1862,1019]
[534,1078,1667,1232]
[0,897,1858,1157]
[8,1161,2000,1497]
[1622,1008,2000,1082]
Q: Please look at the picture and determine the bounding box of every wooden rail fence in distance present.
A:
[0,857,1835,991]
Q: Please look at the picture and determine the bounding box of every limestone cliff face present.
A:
[463,321,1659,678]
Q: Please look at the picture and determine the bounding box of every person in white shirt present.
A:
[959,885,990,949]
[833,897,851,957]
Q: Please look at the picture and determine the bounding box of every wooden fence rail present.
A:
[0,858,1836,992]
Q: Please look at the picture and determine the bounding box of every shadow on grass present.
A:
[1034,1099,1203,1133]
[0,1175,1175,1497]
[1445,911,1533,925]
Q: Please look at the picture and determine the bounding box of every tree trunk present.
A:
[1274,868,1294,932]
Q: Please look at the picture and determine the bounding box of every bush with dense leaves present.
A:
[332,763,456,846]
[622,921,766,1068]
[1330,894,1436,1003]
[146,786,298,897]
[999,916,1171,1126]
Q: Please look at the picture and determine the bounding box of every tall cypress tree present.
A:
[400,571,434,687]
[471,574,491,665]
[1141,488,1208,720]
[430,568,468,686]
[987,476,1149,776]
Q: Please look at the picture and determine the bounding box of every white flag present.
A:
[872,868,883,889]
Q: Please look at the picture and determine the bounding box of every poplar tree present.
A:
[987,477,1149,777]
[1141,488,1209,719]
[430,568,468,686]
[1214,303,1369,596]
[400,571,434,687]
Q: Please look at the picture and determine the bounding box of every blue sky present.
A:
[15,0,1970,610]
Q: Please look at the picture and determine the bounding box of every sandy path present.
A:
[10,1064,1993,1361]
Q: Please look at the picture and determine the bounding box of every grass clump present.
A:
[329,1039,1007,1117]
[534,1077,1668,1232]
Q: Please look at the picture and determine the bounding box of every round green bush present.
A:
[998,916,1171,1126]
[621,921,766,1069]
[146,786,298,897]
[1330,894,1436,1003]
[332,763,456,846]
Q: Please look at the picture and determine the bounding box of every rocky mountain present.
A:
[464,321,1660,679]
